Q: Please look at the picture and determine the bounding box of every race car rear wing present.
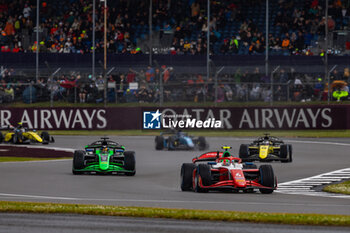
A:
[192,151,223,163]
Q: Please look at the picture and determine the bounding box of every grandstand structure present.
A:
[0,0,349,105]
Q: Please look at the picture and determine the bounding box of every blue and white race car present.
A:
[155,130,208,151]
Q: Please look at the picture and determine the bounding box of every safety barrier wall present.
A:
[0,105,349,130]
[2,53,350,68]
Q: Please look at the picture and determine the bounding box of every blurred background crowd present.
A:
[1,65,349,104]
[0,0,349,55]
[0,0,349,104]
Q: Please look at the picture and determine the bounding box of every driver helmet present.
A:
[262,140,270,145]
[222,159,230,166]
[102,145,108,152]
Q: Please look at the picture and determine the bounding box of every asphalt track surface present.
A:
[0,136,350,216]
[1,213,350,233]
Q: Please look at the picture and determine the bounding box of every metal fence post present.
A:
[29,83,32,104]
[50,79,53,107]
[74,85,77,104]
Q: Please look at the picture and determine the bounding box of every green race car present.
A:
[72,137,136,176]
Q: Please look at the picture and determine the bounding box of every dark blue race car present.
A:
[155,130,208,151]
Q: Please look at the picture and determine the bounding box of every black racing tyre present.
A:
[124,151,136,176]
[243,164,257,169]
[12,132,19,144]
[239,144,249,159]
[180,163,196,191]
[288,144,293,162]
[194,169,209,193]
[167,136,175,150]
[198,164,212,186]
[198,136,207,151]
[41,131,50,144]
[259,165,275,194]
[73,150,85,172]
[0,132,3,143]
[155,136,164,150]
[280,144,289,162]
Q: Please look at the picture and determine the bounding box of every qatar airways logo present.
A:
[238,108,333,129]
[144,107,337,130]
[0,109,107,129]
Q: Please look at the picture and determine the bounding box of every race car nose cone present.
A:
[231,170,246,187]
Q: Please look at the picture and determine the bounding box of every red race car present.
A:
[180,146,277,194]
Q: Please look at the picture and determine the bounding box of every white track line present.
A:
[277,168,350,199]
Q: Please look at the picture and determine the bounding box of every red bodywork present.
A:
[192,152,276,191]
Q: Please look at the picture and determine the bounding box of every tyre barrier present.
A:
[0,145,73,158]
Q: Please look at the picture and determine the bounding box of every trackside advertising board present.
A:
[0,106,348,130]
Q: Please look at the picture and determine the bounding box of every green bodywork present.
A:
[73,143,133,174]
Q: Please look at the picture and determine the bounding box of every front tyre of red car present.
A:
[259,165,275,194]
[181,163,196,191]
[124,151,136,176]
[194,164,211,193]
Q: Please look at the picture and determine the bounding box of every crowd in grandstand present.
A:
[0,64,349,104]
[0,0,348,55]
[0,0,349,103]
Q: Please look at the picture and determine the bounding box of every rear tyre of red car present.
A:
[259,165,275,194]
[239,144,249,160]
[124,151,136,176]
[181,163,196,191]
[72,150,85,174]
[155,136,164,150]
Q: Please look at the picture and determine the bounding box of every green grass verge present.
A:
[0,201,350,226]
[5,100,350,108]
[50,129,350,138]
[323,180,350,195]
[0,157,70,162]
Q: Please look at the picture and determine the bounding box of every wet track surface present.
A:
[0,136,350,215]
